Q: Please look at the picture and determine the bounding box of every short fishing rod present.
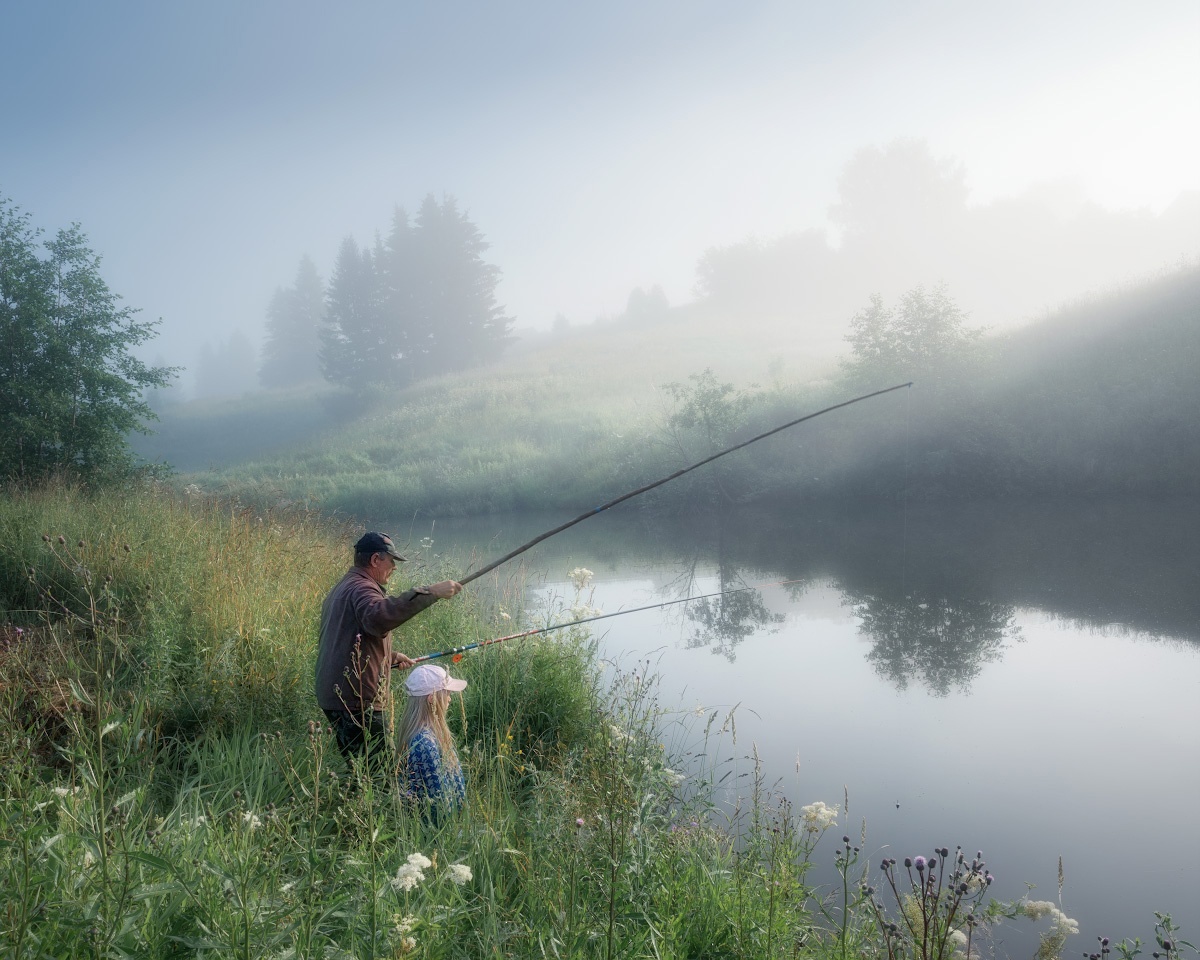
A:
[457,382,911,586]
[412,578,805,664]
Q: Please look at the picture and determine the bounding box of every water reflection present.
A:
[681,577,784,660]
[843,590,1020,695]
[664,528,785,660]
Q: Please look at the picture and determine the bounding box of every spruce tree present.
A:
[320,237,390,387]
[317,195,512,389]
[259,255,324,387]
[409,195,512,375]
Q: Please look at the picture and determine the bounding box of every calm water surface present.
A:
[381,501,1200,945]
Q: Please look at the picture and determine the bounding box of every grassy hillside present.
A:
[139,306,834,517]
[138,262,1200,518]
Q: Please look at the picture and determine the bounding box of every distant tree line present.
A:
[260,195,512,392]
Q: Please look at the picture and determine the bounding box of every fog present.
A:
[3,1,1198,395]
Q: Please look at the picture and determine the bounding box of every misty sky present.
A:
[3,1,1198,381]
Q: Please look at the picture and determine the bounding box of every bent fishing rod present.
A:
[455,381,912,586]
[413,578,804,664]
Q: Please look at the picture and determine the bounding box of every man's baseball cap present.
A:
[354,531,407,562]
[405,664,468,696]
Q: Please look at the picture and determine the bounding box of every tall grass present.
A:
[1,485,1185,958]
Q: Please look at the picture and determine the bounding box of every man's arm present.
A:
[353,578,464,638]
[389,580,463,669]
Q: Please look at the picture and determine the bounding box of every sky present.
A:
[3,0,1198,385]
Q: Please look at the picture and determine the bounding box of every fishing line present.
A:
[412,578,806,664]
[456,382,912,586]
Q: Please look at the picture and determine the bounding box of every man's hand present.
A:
[426,580,463,599]
[392,652,416,670]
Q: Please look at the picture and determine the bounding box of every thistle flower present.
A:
[914,856,927,871]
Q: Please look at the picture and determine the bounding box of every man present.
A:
[315,531,462,771]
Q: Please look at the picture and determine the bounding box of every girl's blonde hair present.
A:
[398,689,461,772]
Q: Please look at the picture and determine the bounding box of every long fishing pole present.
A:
[413,578,804,664]
[457,382,912,586]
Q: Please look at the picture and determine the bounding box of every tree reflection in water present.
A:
[668,559,784,661]
[843,590,1021,695]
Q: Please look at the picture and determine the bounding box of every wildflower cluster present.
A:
[867,847,995,960]
[799,800,839,833]
[391,852,472,892]
[392,852,432,892]
[567,567,594,590]
[1021,899,1079,934]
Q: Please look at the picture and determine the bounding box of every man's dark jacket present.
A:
[315,567,438,715]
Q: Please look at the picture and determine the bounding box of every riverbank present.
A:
[0,485,1183,958]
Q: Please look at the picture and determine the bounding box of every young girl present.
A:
[399,664,467,823]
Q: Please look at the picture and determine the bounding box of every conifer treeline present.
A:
[259,195,512,391]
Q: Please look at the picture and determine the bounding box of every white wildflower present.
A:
[1051,911,1079,936]
[394,914,418,934]
[799,801,839,833]
[1022,900,1078,935]
[280,881,296,894]
[406,851,432,870]
[398,936,417,954]
[949,929,969,950]
[567,567,594,590]
[499,608,511,620]
[569,602,602,620]
[446,863,472,885]
[391,862,424,891]
[609,724,628,741]
[52,785,80,798]
[242,811,262,829]
[663,768,685,788]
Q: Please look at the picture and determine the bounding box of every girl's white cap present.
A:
[405,663,467,696]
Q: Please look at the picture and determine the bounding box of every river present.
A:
[377,498,1200,947]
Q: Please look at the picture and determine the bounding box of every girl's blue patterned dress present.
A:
[405,728,466,824]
